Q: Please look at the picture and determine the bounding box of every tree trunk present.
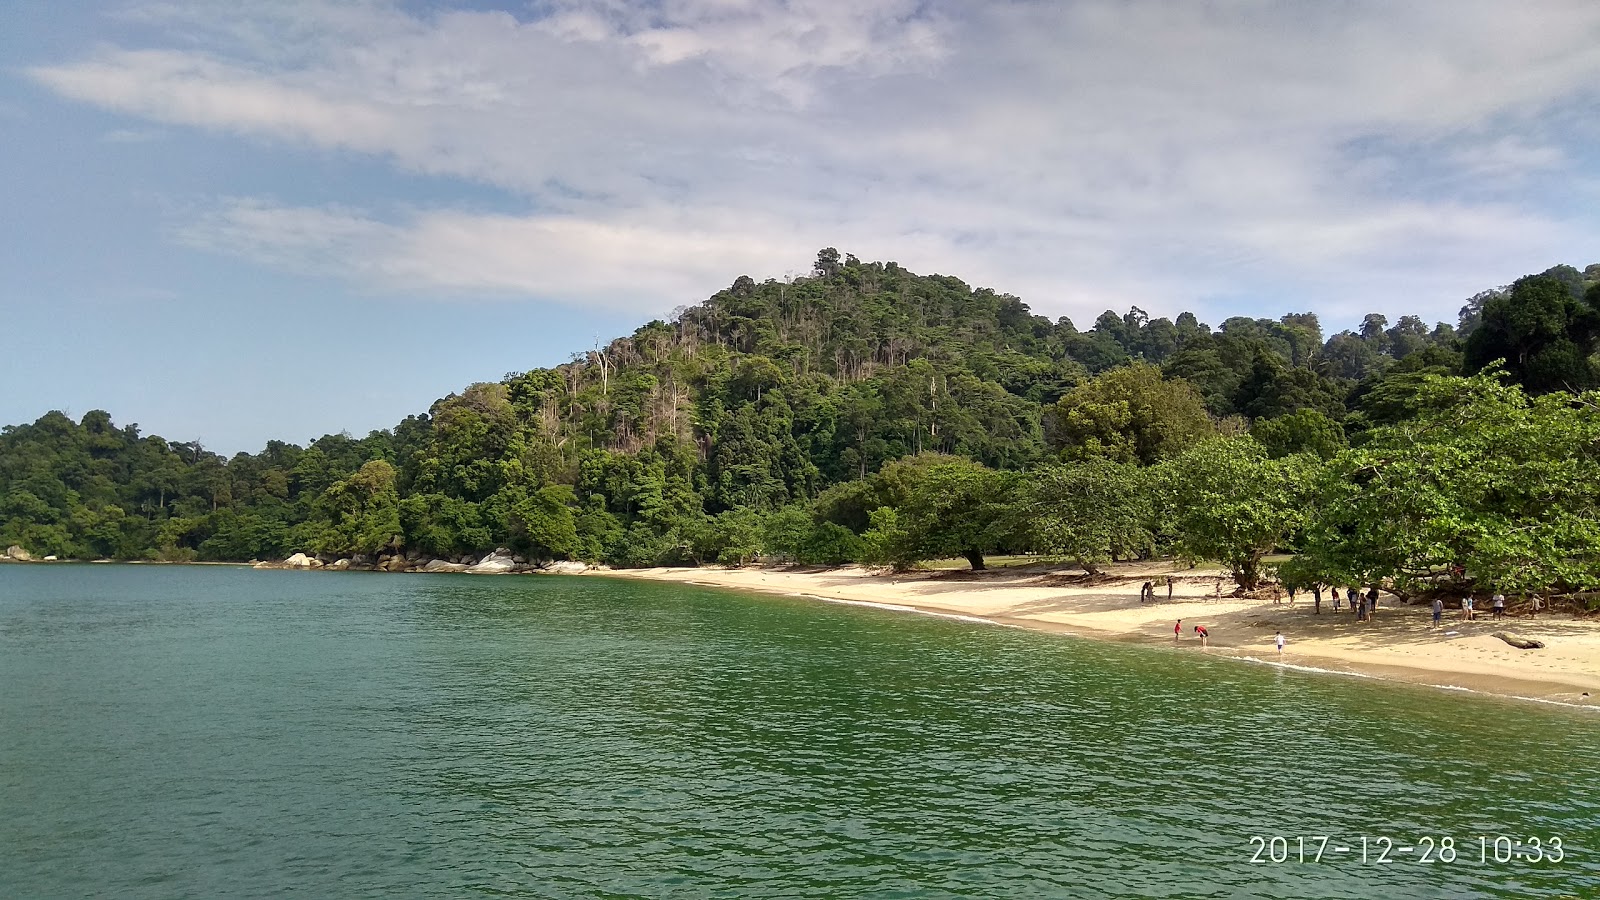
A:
[1235,558,1260,591]
[963,549,986,571]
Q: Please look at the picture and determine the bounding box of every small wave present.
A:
[1233,655,1380,679]
[1234,655,1598,711]
[796,594,1028,629]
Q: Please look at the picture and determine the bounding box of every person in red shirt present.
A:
[1193,624,1209,647]
[1174,619,1182,641]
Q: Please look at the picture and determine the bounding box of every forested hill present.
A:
[3,252,1599,595]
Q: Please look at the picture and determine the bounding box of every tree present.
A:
[508,485,579,561]
[1251,409,1346,460]
[1298,373,1600,595]
[1016,459,1152,574]
[1158,437,1318,589]
[1463,273,1599,393]
[315,460,402,556]
[871,454,1014,569]
[1046,363,1215,464]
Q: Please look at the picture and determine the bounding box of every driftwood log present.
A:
[1492,632,1545,650]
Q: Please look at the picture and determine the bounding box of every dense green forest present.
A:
[4,252,1599,598]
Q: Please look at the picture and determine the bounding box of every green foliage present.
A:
[1298,373,1600,594]
[1157,437,1319,589]
[1464,273,1600,393]
[763,504,863,565]
[1046,363,1215,464]
[1016,459,1153,573]
[1251,409,1347,459]
[869,454,1015,570]
[315,460,402,556]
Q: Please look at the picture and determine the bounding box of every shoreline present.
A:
[590,562,1600,710]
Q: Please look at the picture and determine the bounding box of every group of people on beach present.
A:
[1328,585,1383,621]
[1138,580,1171,603]
[1430,592,1511,626]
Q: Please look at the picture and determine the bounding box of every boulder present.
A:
[6,545,33,561]
[382,555,409,572]
[43,555,58,561]
[284,552,315,568]
[542,560,589,575]
[328,558,351,570]
[422,559,469,573]
[252,561,273,569]
[1493,632,1545,650]
[466,551,516,574]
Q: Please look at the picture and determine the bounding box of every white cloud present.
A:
[101,127,165,143]
[28,0,1600,325]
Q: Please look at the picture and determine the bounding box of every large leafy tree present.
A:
[314,460,403,556]
[868,454,1015,570]
[1157,437,1319,589]
[1046,363,1215,464]
[1015,459,1153,574]
[1298,373,1600,595]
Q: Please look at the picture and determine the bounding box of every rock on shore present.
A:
[466,550,516,574]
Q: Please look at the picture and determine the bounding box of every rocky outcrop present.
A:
[1493,632,1545,650]
[284,552,315,568]
[541,560,589,575]
[466,550,516,574]
[328,558,351,570]
[422,559,469,573]
[5,545,33,561]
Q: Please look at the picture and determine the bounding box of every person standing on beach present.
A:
[1367,587,1379,619]
[1432,597,1443,627]
[1275,631,1285,653]
[1463,595,1474,621]
[1492,593,1506,619]
[1174,619,1182,641]
[1166,579,1173,600]
[1357,595,1368,622]
[1194,624,1209,647]
[1332,587,1341,610]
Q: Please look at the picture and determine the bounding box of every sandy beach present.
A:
[595,562,1600,708]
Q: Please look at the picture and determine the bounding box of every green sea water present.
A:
[1,566,1596,899]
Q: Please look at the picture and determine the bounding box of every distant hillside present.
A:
[2,250,1597,574]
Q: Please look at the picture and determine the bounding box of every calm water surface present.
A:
[1,566,1596,899]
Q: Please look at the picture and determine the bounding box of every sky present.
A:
[3,0,1599,454]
